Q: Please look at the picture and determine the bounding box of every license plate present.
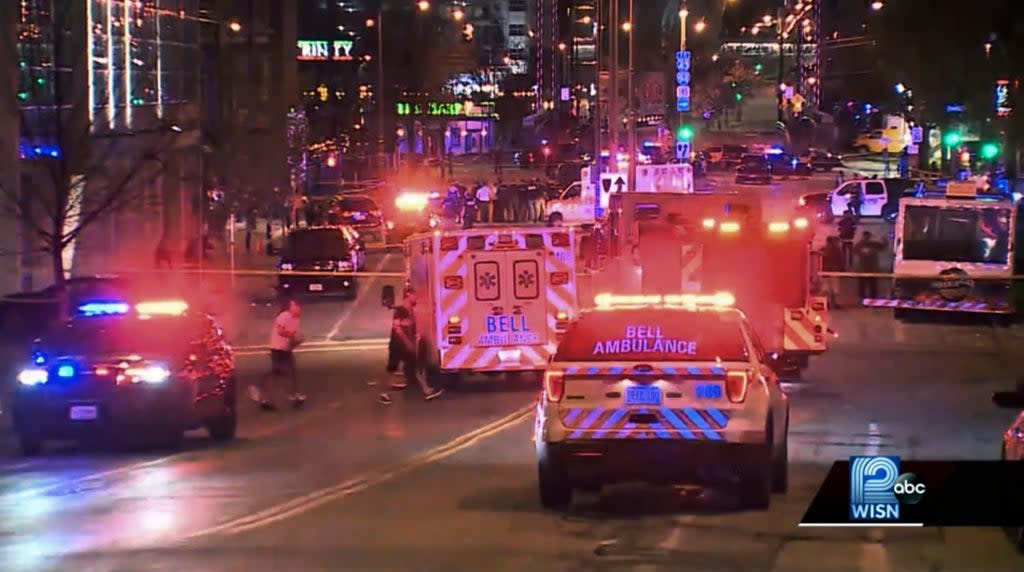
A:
[69,405,98,421]
[625,386,662,405]
[308,284,323,291]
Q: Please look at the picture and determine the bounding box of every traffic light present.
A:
[942,131,961,147]
[754,63,763,72]
[980,142,1000,160]
[735,92,743,101]
[676,125,694,141]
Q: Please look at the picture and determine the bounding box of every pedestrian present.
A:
[835,170,845,187]
[462,186,478,228]
[154,240,173,269]
[526,180,543,222]
[853,230,887,302]
[820,235,845,308]
[475,180,493,223]
[249,298,306,410]
[378,287,443,404]
[245,210,255,253]
[837,208,858,268]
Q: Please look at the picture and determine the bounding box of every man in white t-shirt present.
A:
[475,182,493,223]
[249,298,305,410]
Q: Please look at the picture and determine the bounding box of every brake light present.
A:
[440,236,459,251]
[444,275,464,289]
[544,371,565,402]
[551,233,570,247]
[719,221,740,233]
[550,271,569,285]
[790,310,805,321]
[811,302,825,311]
[725,371,749,403]
[702,218,716,229]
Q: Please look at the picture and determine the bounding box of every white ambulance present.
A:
[382,226,580,385]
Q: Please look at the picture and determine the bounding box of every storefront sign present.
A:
[297,40,354,61]
[395,101,496,118]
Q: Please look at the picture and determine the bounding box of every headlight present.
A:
[798,197,806,206]
[337,260,354,271]
[122,364,170,384]
[395,193,429,211]
[17,368,48,386]
[385,220,395,230]
[279,262,294,271]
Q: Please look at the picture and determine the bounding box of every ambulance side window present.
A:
[474,261,501,301]
[513,260,540,299]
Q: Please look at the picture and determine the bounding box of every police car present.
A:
[10,297,237,455]
[533,292,790,509]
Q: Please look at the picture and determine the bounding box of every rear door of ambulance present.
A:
[464,235,548,371]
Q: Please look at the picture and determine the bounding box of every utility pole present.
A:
[626,0,636,190]
[776,3,786,122]
[591,0,602,187]
[609,0,619,160]
[375,5,385,167]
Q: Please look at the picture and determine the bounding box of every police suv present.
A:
[533,292,790,509]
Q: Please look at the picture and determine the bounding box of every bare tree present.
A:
[1,2,176,293]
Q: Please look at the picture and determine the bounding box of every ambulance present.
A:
[597,192,829,376]
[383,226,580,386]
[545,164,695,227]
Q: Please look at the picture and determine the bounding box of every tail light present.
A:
[811,302,825,311]
[440,236,459,251]
[725,371,749,403]
[444,275,464,289]
[551,233,570,247]
[550,271,569,285]
[555,311,569,330]
[790,310,805,321]
[447,336,463,345]
[544,370,565,402]
[447,316,462,335]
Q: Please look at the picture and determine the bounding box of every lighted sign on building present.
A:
[297,40,355,61]
[395,101,497,118]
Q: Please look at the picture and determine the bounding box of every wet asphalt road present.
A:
[3,183,1024,570]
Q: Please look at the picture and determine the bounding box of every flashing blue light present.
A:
[642,140,656,148]
[600,150,611,158]
[77,301,130,316]
[540,139,549,145]
[57,364,75,378]
[33,352,46,365]
[767,147,784,155]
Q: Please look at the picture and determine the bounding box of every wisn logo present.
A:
[849,456,926,521]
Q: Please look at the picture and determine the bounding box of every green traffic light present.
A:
[942,132,961,147]
[735,92,743,101]
[754,63,763,71]
[677,125,694,141]
[980,142,1000,160]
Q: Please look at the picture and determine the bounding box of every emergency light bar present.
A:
[395,192,429,211]
[594,291,735,308]
[136,300,188,316]
[77,302,131,316]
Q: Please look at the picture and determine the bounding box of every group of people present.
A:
[818,208,887,307]
[440,180,551,227]
[247,288,445,411]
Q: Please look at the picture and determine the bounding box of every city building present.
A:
[1,0,295,292]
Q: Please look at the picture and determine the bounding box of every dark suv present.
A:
[277,226,364,298]
[10,298,237,454]
[328,195,387,248]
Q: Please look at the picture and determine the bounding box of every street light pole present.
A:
[776,3,786,122]
[626,0,636,190]
[375,6,385,165]
[678,3,687,138]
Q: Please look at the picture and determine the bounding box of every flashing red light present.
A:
[542,146,551,157]
[326,154,337,168]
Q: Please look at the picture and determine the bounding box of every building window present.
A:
[509,24,527,36]
[509,0,527,12]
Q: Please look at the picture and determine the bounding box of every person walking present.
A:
[820,235,846,308]
[378,287,443,404]
[462,186,478,228]
[249,298,306,410]
[837,208,858,268]
[475,181,493,223]
[853,230,888,302]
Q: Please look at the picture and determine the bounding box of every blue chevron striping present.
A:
[562,408,583,426]
[592,407,629,438]
[607,366,625,375]
[585,367,600,375]
[577,407,605,431]
[686,366,702,375]
[660,408,697,439]
[705,407,728,428]
[615,422,637,439]
[710,367,726,375]
[649,422,671,439]
[682,407,712,431]
[565,366,579,374]
[662,366,678,375]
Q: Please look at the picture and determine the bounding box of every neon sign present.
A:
[297,40,354,61]
[591,325,697,355]
[395,101,497,118]
[995,80,1012,117]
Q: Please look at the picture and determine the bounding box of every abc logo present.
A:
[892,472,926,504]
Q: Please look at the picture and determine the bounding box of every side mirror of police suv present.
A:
[381,285,396,308]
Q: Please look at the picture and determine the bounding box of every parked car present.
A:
[0,276,130,344]
[800,148,844,171]
[328,194,387,248]
[767,152,814,179]
[796,191,832,222]
[735,154,773,185]
[277,226,365,298]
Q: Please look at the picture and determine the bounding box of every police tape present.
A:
[818,271,1024,281]
[110,267,408,278]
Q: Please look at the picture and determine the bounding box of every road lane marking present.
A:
[187,404,534,537]
[325,253,394,341]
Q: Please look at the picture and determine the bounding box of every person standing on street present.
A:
[853,231,887,302]
[378,287,444,404]
[249,298,306,410]
[475,181,493,223]
[820,235,846,308]
[462,186,478,228]
[837,208,858,268]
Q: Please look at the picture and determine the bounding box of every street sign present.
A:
[600,173,628,194]
[675,50,691,115]
[911,126,923,144]
[675,141,690,161]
